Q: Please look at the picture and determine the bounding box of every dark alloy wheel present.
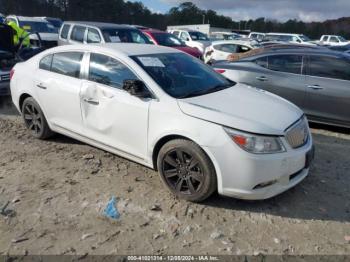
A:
[22,97,53,139]
[157,139,217,202]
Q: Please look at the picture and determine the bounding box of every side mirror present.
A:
[122,79,152,98]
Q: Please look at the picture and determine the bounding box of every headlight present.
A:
[224,127,286,154]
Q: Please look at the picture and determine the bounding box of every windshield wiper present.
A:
[179,84,232,99]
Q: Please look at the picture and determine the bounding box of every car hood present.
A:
[173,46,202,57]
[30,33,58,41]
[177,83,303,135]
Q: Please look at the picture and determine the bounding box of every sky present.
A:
[129,0,350,22]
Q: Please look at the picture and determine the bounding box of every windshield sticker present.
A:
[23,26,31,30]
[110,36,121,42]
[138,57,165,67]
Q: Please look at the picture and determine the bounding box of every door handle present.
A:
[256,76,268,81]
[307,85,323,90]
[37,83,47,89]
[83,98,99,105]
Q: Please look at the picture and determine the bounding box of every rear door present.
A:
[304,55,350,125]
[35,51,84,132]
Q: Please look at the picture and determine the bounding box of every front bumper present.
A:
[204,130,314,200]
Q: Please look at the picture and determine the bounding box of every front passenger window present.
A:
[88,53,138,88]
[87,28,101,43]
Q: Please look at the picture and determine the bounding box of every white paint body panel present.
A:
[10,43,312,200]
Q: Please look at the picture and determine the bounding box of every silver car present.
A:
[58,22,151,46]
[214,47,350,128]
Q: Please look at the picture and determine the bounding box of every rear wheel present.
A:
[22,97,53,139]
[157,139,217,202]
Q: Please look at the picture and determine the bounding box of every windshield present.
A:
[338,36,348,42]
[131,53,234,99]
[19,21,57,33]
[102,28,151,44]
[189,32,209,41]
[299,35,311,42]
[151,32,185,47]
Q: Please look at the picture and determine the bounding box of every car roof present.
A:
[211,40,254,46]
[63,21,135,30]
[7,15,48,22]
[45,43,180,56]
[266,33,303,36]
[227,46,345,62]
[143,29,167,34]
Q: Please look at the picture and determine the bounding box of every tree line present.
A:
[1,0,350,39]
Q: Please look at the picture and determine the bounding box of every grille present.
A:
[0,74,10,82]
[285,118,309,149]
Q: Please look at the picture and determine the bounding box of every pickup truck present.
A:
[319,35,349,46]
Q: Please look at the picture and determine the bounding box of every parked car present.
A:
[11,43,314,201]
[209,32,241,41]
[204,40,259,64]
[39,17,63,32]
[58,22,152,45]
[5,15,58,48]
[213,47,350,128]
[248,32,265,41]
[265,33,316,46]
[141,29,202,59]
[168,29,211,54]
[319,35,349,46]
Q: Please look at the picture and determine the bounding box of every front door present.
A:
[304,55,350,124]
[80,53,150,159]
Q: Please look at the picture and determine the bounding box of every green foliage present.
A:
[0,0,349,38]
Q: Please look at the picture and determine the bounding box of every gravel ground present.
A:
[0,96,349,256]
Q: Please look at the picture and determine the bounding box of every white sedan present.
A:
[203,40,260,64]
[10,43,314,202]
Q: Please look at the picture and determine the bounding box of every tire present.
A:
[157,139,217,202]
[22,97,54,139]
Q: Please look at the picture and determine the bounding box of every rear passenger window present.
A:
[268,55,302,74]
[71,26,86,42]
[87,28,101,43]
[51,52,83,78]
[215,44,237,53]
[88,53,137,88]
[39,54,53,71]
[309,56,350,81]
[60,24,70,39]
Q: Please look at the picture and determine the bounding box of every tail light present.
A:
[10,68,15,80]
[215,69,226,74]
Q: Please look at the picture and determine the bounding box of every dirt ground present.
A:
[0,96,349,256]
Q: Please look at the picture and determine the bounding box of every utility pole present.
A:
[202,14,205,24]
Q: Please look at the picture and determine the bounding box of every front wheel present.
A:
[157,139,217,202]
[22,97,53,139]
